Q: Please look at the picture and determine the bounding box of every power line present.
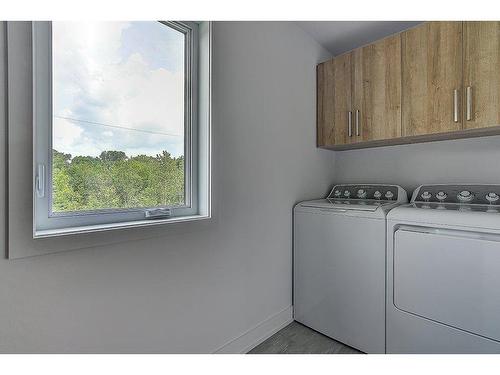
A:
[54,115,182,137]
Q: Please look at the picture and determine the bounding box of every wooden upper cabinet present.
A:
[463,22,500,129]
[317,53,352,146]
[401,22,463,137]
[352,34,402,142]
[317,21,500,150]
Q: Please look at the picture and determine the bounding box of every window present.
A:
[33,21,211,237]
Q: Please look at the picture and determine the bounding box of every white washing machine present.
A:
[294,184,407,353]
[386,184,500,353]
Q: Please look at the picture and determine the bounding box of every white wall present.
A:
[333,135,500,194]
[0,22,334,353]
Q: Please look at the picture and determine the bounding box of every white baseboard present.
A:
[213,305,293,354]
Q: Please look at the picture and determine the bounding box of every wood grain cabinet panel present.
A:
[353,34,402,142]
[317,61,334,146]
[463,21,500,129]
[332,52,353,145]
[317,53,352,146]
[401,22,463,137]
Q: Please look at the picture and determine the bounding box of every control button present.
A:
[457,190,474,202]
[421,191,432,201]
[435,191,447,201]
[385,191,394,200]
[333,190,342,197]
[373,191,382,199]
[486,192,500,203]
[343,190,351,198]
[356,189,367,199]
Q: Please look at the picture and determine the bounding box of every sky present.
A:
[52,21,185,158]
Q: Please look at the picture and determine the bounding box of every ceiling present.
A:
[296,21,422,56]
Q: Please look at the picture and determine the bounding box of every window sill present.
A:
[33,214,211,239]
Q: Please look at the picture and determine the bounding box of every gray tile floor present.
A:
[248,321,363,354]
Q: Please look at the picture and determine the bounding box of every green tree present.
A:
[52,150,81,211]
[51,149,185,212]
[99,150,127,162]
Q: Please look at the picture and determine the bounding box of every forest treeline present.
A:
[53,149,184,212]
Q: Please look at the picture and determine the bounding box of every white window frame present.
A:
[31,21,211,238]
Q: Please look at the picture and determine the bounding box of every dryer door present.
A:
[393,227,500,343]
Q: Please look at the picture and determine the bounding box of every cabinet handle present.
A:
[355,110,360,136]
[348,111,352,137]
[453,89,459,123]
[466,86,472,121]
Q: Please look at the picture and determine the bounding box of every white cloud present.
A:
[52,22,185,158]
[93,52,184,136]
[53,117,84,150]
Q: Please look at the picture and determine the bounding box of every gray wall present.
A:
[334,135,500,195]
[0,22,334,352]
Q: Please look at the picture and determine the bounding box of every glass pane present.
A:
[51,21,186,213]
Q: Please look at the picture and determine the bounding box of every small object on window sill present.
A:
[145,208,172,220]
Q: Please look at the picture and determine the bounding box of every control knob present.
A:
[343,190,351,198]
[357,189,367,199]
[421,191,432,201]
[486,192,500,203]
[457,190,474,202]
[435,191,447,201]
[373,191,382,199]
[385,191,394,200]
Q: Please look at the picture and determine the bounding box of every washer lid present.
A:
[299,199,390,212]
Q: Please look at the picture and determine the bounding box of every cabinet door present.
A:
[463,22,500,129]
[402,22,463,136]
[317,54,353,146]
[317,60,335,146]
[332,52,353,145]
[353,34,402,142]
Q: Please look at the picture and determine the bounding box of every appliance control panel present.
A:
[412,185,500,206]
[411,202,500,213]
[328,184,402,202]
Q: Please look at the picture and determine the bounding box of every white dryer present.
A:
[294,184,407,353]
[387,184,500,353]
